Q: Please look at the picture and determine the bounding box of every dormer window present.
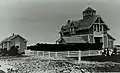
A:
[69,23,75,34]
[70,27,75,34]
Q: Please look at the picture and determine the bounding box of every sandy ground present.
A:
[0,56,120,73]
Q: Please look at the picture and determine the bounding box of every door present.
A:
[94,37,101,44]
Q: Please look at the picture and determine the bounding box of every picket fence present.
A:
[25,50,101,63]
[25,50,101,57]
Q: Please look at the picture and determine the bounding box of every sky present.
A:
[0,0,120,45]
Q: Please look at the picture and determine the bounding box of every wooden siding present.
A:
[108,35,114,48]
[9,36,27,53]
[89,25,93,34]
[81,35,88,42]
[89,35,94,43]
[104,34,108,48]
[103,25,107,34]
[76,29,89,35]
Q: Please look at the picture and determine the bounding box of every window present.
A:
[15,42,20,49]
[94,24,96,31]
[97,24,99,32]
[70,27,75,34]
[100,25,102,31]
[69,23,76,34]
[72,27,75,33]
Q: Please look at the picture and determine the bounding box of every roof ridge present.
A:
[0,34,27,44]
[61,15,101,33]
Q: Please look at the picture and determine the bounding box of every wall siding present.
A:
[9,36,27,53]
[89,25,93,34]
[81,35,88,42]
[3,42,7,49]
[104,34,108,48]
[76,29,89,35]
[89,35,94,43]
[108,36,114,48]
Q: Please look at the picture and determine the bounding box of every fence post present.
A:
[43,51,44,57]
[55,52,57,58]
[98,50,101,55]
[68,51,70,57]
[49,51,51,57]
[89,50,90,56]
[78,50,81,64]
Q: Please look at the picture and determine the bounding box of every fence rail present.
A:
[25,50,101,63]
[25,50,101,57]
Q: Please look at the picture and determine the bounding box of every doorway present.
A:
[94,37,102,44]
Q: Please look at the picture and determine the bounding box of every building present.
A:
[0,33,27,53]
[56,7,115,49]
[57,36,86,44]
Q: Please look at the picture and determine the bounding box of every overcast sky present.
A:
[0,0,120,45]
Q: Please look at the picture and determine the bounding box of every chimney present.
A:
[67,19,71,24]
[12,33,15,36]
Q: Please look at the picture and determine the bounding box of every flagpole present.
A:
[88,0,92,7]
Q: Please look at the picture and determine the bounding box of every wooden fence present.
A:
[25,50,101,63]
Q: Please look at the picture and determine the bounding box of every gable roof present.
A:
[83,7,96,13]
[60,15,98,33]
[0,34,27,44]
[60,15,109,33]
[56,36,86,44]
[107,33,116,40]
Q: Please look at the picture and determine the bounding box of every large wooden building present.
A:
[56,7,115,49]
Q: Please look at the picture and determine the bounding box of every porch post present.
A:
[106,34,108,48]
[7,42,10,51]
[88,35,90,43]
[102,36,104,49]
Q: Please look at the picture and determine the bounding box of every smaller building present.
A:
[0,33,27,53]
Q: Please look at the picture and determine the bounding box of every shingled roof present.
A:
[56,36,86,44]
[60,15,98,33]
[107,33,116,40]
[0,34,27,44]
[60,15,109,33]
[59,7,111,33]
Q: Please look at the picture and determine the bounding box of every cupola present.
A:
[82,7,96,18]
